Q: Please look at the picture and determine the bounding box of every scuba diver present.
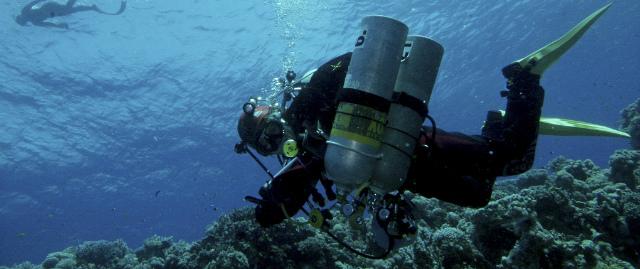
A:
[235,4,624,258]
[15,0,127,29]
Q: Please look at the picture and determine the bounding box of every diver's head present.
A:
[237,100,289,156]
[15,15,27,26]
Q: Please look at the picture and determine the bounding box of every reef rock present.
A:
[621,98,640,149]
[609,149,640,190]
[2,152,640,269]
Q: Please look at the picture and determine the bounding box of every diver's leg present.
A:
[33,20,68,29]
[497,64,545,175]
[77,1,127,15]
[491,5,611,175]
[406,129,498,208]
[409,174,495,208]
[66,0,100,13]
[70,5,99,13]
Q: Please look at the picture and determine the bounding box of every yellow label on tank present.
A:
[331,102,386,148]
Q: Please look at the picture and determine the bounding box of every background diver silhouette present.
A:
[15,0,126,29]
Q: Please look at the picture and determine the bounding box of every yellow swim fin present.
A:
[496,110,630,138]
[539,117,630,138]
[516,3,612,76]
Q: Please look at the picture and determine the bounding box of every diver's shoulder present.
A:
[337,51,352,61]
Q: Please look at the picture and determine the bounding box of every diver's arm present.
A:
[32,20,68,29]
[253,155,323,227]
[284,52,352,134]
[22,0,46,13]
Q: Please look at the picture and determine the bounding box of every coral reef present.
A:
[75,240,128,267]
[2,150,639,269]
[621,98,640,149]
[609,149,640,190]
[41,252,75,269]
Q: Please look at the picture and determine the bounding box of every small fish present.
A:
[16,232,27,238]
[154,190,161,197]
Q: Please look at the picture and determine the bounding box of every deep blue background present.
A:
[1,0,638,265]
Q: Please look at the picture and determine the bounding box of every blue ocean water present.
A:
[0,0,638,265]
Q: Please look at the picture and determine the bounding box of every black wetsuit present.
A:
[255,52,544,226]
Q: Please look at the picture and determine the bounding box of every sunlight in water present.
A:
[262,0,328,102]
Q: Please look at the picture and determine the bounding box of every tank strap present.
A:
[336,88,429,118]
[391,92,428,118]
[337,88,390,113]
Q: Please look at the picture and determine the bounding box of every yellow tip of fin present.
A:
[516,3,613,76]
[539,117,630,138]
[496,110,630,138]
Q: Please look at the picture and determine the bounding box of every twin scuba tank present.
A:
[324,16,444,197]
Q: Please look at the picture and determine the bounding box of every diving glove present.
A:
[252,157,322,227]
